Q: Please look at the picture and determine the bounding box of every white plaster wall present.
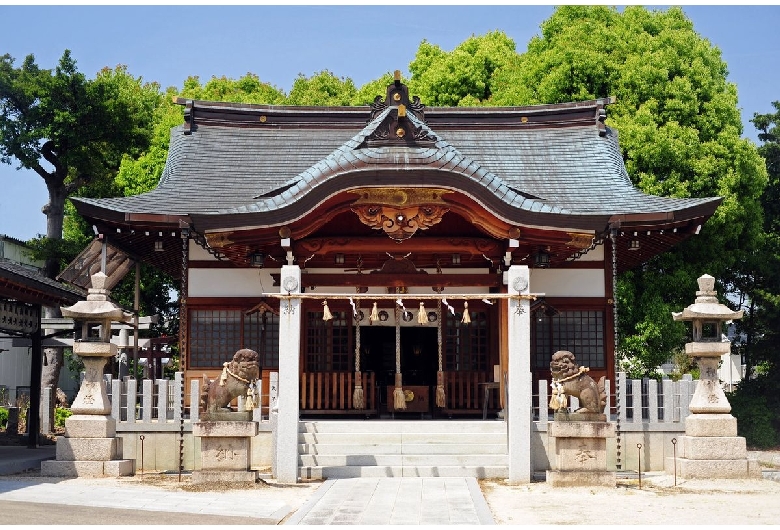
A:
[529,268,605,297]
[574,244,604,262]
[188,268,277,297]
[188,240,219,261]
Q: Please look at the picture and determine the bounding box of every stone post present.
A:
[276,265,301,484]
[507,265,532,484]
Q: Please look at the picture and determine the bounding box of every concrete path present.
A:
[285,477,495,525]
[0,447,496,525]
[0,477,300,524]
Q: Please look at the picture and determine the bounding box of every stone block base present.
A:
[665,457,761,479]
[664,431,759,479]
[193,420,258,438]
[200,411,253,422]
[546,470,616,487]
[56,437,117,461]
[679,436,746,460]
[192,470,258,483]
[64,415,116,438]
[41,459,133,477]
[548,421,614,480]
[685,414,738,437]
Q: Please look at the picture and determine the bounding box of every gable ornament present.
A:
[349,187,451,241]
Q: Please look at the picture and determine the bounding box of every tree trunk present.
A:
[40,176,69,406]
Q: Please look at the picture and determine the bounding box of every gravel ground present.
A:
[480,450,780,526]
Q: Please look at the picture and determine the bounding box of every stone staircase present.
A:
[298,420,508,479]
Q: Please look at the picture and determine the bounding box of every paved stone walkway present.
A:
[285,477,495,525]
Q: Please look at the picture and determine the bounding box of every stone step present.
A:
[297,432,506,445]
[299,465,509,479]
[298,442,508,455]
[298,453,508,467]
[298,420,506,434]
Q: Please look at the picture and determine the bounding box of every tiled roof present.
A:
[72,98,720,229]
[0,259,85,306]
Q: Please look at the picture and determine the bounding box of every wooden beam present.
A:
[295,237,502,256]
[300,273,501,288]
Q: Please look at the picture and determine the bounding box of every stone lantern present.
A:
[41,272,134,477]
[672,274,742,415]
[666,274,759,479]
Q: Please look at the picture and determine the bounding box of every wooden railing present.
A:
[442,371,495,413]
[300,371,377,414]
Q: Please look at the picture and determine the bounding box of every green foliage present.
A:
[54,407,72,429]
[284,70,357,106]
[64,348,83,384]
[728,377,780,448]
[666,348,697,381]
[353,72,395,106]
[732,102,780,380]
[110,263,179,338]
[0,50,161,277]
[0,407,7,429]
[24,231,89,276]
[408,31,517,106]
[487,6,768,368]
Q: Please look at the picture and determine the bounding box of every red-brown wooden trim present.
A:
[300,273,501,288]
[188,260,241,269]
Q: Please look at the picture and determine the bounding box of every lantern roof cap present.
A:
[672,274,743,322]
[60,272,132,322]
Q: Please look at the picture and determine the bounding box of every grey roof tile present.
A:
[74,101,718,226]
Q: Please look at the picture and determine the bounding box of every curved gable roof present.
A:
[71,94,720,234]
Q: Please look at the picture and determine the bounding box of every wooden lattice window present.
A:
[444,310,488,372]
[305,311,351,372]
[532,310,605,369]
[189,309,241,368]
[244,310,279,369]
[189,308,280,369]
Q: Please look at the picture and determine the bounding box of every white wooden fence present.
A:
[54,372,690,431]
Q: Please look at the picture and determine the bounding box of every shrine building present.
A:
[68,75,721,482]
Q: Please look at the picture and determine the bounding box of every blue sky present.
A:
[1,4,779,241]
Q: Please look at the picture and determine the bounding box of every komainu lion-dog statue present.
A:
[201,348,260,415]
[549,350,607,414]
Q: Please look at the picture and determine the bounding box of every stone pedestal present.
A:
[546,415,616,487]
[192,420,258,483]
[665,413,761,479]
[41,349,132,477]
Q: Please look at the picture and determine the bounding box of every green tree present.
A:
[284,70,357,106]
[408,31,517,106]
[0,51,160,277]
[1,50,161,389]
[487,6,767,375]
[724,102,780,447]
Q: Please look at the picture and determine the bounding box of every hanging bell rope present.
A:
[322,300,333,321]
[436,298,446,408]
[418,301,428,324]
[461,301,471,324]
[353,297,365,409]
[393,304,406,410]
[369,302,379,325]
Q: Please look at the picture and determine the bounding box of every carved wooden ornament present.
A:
[350,188,451,241]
